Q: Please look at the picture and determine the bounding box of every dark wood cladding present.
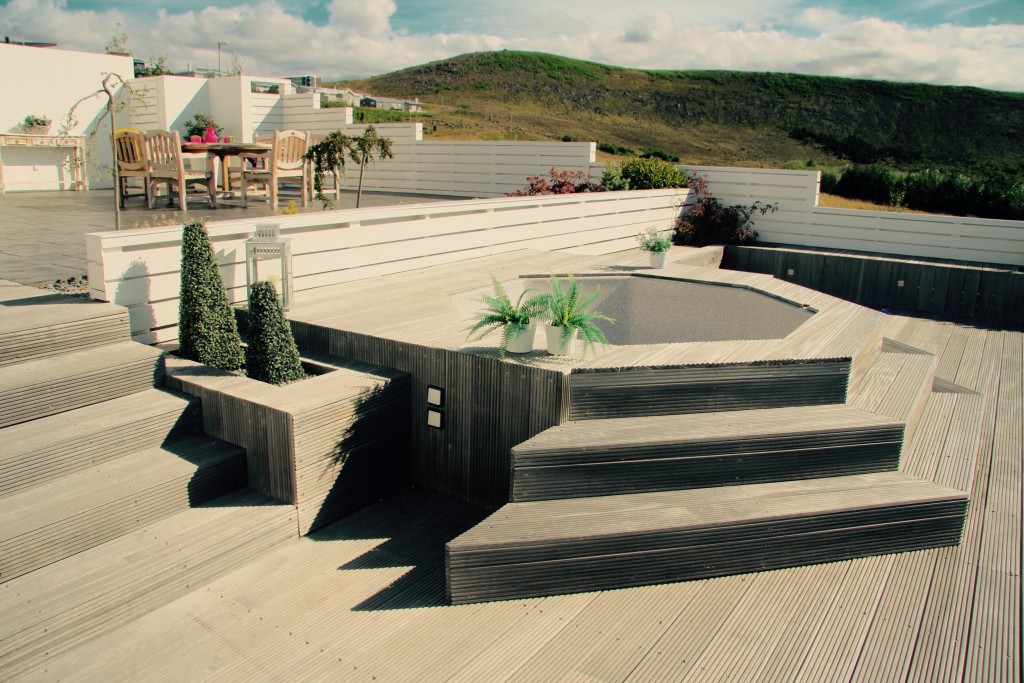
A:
[568,360,851,421]
[510,405,905,502]
[446,472,968,604]
[289,319,569,506]
[726,245,1024,326]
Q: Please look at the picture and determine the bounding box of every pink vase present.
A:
[203,127,218,143]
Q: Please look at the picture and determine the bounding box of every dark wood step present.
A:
[447,472,967,604]
[510,405,905,501]
[0,489,296,679]
[0,436,247,583]
[0,288,130,367]
[0,341,165,428]
[568,359,851,420]
[0,388,202,498]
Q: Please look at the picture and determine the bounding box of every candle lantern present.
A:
[245,222,293,309]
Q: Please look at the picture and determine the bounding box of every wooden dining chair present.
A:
[144,130,216,211]
[114,130,149,208]
[240,130,309,209]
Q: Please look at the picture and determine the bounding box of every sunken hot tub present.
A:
[521,275,815,345]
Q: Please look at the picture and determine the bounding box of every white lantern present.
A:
[245,222,293,309]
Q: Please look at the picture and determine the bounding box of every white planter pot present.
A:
[649,250,669,269]
[505,322,537,354]
[545,324,578,356]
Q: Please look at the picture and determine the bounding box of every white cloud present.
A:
[0,0,1021,91]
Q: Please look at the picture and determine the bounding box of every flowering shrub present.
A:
[674,174,777,246]
[506,168,604,196]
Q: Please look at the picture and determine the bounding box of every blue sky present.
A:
[2,0,1022,90]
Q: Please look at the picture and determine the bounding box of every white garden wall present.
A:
[0,44,133,190]
[582,165,1022,268]
[86,188,688,343]
[677,166,1024,267]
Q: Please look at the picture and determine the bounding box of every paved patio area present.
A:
[0,188,454,286]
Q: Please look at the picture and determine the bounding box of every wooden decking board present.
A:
[447,472,967,603]
[0,389,201,498]
[622,575,752,682]
[0,437,246,582]
[791,555,897,683]
[754,563,857,682]
[963,331,1022,682]
[0,341,165,428]
[497,584,695,683]
[0,490,296,679]
[905,331,1004,683]
[850,550,939,682]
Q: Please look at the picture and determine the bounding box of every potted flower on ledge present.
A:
[541,274,613,356]
[637,226,672,269]
[466,276,547,358]
[21,115,52,135]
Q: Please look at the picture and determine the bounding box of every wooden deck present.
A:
[12,285,1020,680]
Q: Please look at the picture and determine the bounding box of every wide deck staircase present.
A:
[447,335,969,604]
[0,284,296,679]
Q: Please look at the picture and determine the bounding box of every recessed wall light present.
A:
[427,385,444,407]
[427,409,443,429]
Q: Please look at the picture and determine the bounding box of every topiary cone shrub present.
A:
[245,280,305,385]
[177,219,245,371]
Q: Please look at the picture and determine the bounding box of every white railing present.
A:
[87,188,688,343]
[585,165,1024,267]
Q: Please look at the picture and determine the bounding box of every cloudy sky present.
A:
[2,0,1022,91]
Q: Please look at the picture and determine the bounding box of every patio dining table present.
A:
[181,142,272,194]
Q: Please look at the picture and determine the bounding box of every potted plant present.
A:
[637,226,672,268]
[183,112,222,142]
[21,115,52,135]
[466,276,546,358]
[541,274,613,356]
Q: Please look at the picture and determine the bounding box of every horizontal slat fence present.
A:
[680,166,1024,267]
[726,245,1024,326]
[86,188,687,342]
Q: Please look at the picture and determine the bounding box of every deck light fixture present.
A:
[245,223,293,309]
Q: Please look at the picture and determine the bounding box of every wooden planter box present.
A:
[165,353,411,535]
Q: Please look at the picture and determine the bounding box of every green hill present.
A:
[334,51,1024,177]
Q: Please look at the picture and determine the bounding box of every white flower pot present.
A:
[545,324,578,355]
[649,250,669,269]
[505,322,536,354]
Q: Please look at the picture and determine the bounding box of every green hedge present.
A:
[177,219,245,371]
[245,280,305,385]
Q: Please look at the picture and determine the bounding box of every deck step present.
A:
[510,405,905,501]
[0,341,165,428]
[568,359,851,420]
[447,472,967,604]
[0,436,247,583]
[0,288,130,366]
[0,388,202,498]
[0,489,296,679]
[849,339,937,443]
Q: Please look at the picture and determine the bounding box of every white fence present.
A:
[332,125,597,198]
[623,166,1024,268]
[87,188,688,343]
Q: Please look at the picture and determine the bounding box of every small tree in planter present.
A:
[245,280,305,384]
[178,219,245,370]
[305,125,395,209]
